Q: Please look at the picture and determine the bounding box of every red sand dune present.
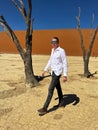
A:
[0,29,98,56]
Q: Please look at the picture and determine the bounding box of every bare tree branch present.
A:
[27,0,32,33]
[19,0,27,18]
[10,0,27,22]
[90,14,94,41]
[88,26,98,58]
[0,15,25,60]
[0,0,38,87]
[76,7,98,77]
[76,7,81,28]
[25,0,32,52]
[76,7,86,58]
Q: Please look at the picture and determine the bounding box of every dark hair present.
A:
[53,37,59,43]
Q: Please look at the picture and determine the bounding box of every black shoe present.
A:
[54,98,65,108]
[54,102,64,108]
[37,108,47,115]
[58,102,65,108]
[59,98,65,108]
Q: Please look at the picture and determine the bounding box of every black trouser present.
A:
[43,72,63,109]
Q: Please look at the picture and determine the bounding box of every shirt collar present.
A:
[53,46,60,52]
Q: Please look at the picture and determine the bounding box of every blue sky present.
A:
[0,0,98,31]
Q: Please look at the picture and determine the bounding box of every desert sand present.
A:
[0,54,98,130]
[0,29,98,56]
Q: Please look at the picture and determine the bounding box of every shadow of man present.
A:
[58,94,80,106]
[48,94,80,113]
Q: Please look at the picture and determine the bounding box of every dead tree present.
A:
[0,0,39,87]
[76,7,98,78]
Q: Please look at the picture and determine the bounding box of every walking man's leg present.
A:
[37,72,57,115]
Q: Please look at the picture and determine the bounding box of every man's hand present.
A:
[63,76,67,82]
[42,71,46,77]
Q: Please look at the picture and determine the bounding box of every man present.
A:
[37,37,68,115]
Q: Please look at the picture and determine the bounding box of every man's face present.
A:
[51,43,59,49]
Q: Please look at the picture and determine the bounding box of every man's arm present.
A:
[61,49,68,82]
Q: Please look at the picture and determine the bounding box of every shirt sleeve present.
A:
[44,57,51,71]
[61,49,68,76]
[44,49,53,72]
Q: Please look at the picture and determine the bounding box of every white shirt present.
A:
[44,47,68,76]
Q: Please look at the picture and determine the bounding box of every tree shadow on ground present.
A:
[47,94,80,113]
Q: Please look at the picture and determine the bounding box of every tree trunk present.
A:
[0,0,39,87]
[24,53,39,87]
[76,7,98,78]
[83,56,91,77]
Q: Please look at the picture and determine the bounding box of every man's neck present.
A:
[53,46,59,51]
